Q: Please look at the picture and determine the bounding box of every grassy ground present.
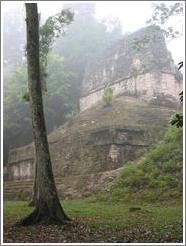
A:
[3,199,183,243]
[3,124,183,243]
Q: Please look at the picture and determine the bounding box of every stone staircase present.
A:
[3,169,121,201]
[4,179,33,200]
[3,177,64,201]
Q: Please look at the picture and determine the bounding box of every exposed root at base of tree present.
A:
[15,208,71,226]
[28,199,36,207]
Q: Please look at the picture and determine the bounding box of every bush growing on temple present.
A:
[102,85,113,107]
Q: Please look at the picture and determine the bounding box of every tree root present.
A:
[28,199,36,207]
[16,207,71,226]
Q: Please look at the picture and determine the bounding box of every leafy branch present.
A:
[40,9,74,79]
[170,113,183,128]
[170,63,183,128]
[147,2,183,39]
[23,9,74,101]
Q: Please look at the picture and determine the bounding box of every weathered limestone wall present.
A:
[80,26,182,111]
[4,94,177,199]
[5,127,147,181]
[4,127,149,199]
[6,145,34,180]
[80,72,182,111]
[6,161,34,180]
[4,26,183,200]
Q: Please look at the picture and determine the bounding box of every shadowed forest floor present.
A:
[3,200,183,243]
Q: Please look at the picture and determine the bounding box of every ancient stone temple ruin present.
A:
[80,26,182,111]
[4,26,182,200]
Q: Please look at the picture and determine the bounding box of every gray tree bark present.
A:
[19,3,70,225]
[28,146,37,207]
[28,158,37,207]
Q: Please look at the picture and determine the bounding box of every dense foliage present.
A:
[3,66,31,164]
[101,126,183,203]
[171,111,183,128]
[147,2,183,129]
[54,3,122,103]
[3,3,122,164]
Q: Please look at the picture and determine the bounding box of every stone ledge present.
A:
[8,157,34,165]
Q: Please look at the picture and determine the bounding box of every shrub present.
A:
[102,85,113,107]
[108,126,182,203]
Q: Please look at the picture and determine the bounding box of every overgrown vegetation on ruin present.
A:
[102,85,113,107]
[3,1,183,243]
[95,125,182,203]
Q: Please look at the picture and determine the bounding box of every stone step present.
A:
[4,182,62,189]
[4,191,32,201]
[5,178,33,182]
[4,188,32,193]
[4,180,34,186]
[4,187,32,191]
[4,178,62,185]
[4,183,33,187]
[4,184,62,190]
[4,182,33,186]
[4,185,33,190]
[4,190,32,195]
[3,178,64,201]
[3,176,73,201]
[4,180,62,186]
[4,189,32,193]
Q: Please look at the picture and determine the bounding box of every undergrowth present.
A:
[95,126,183,203]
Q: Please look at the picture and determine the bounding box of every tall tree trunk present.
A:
[28,155,37,207]
[19,3,70,225]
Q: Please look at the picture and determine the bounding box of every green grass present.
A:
[4,199,182,228]
[3,199,183,243]
[64,200,183,230]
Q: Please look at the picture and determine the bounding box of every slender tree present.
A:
[19,3,69,225]
[26,7,74,207]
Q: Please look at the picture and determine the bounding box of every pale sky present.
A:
[2,1,185,64]
[38,1,185,64]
